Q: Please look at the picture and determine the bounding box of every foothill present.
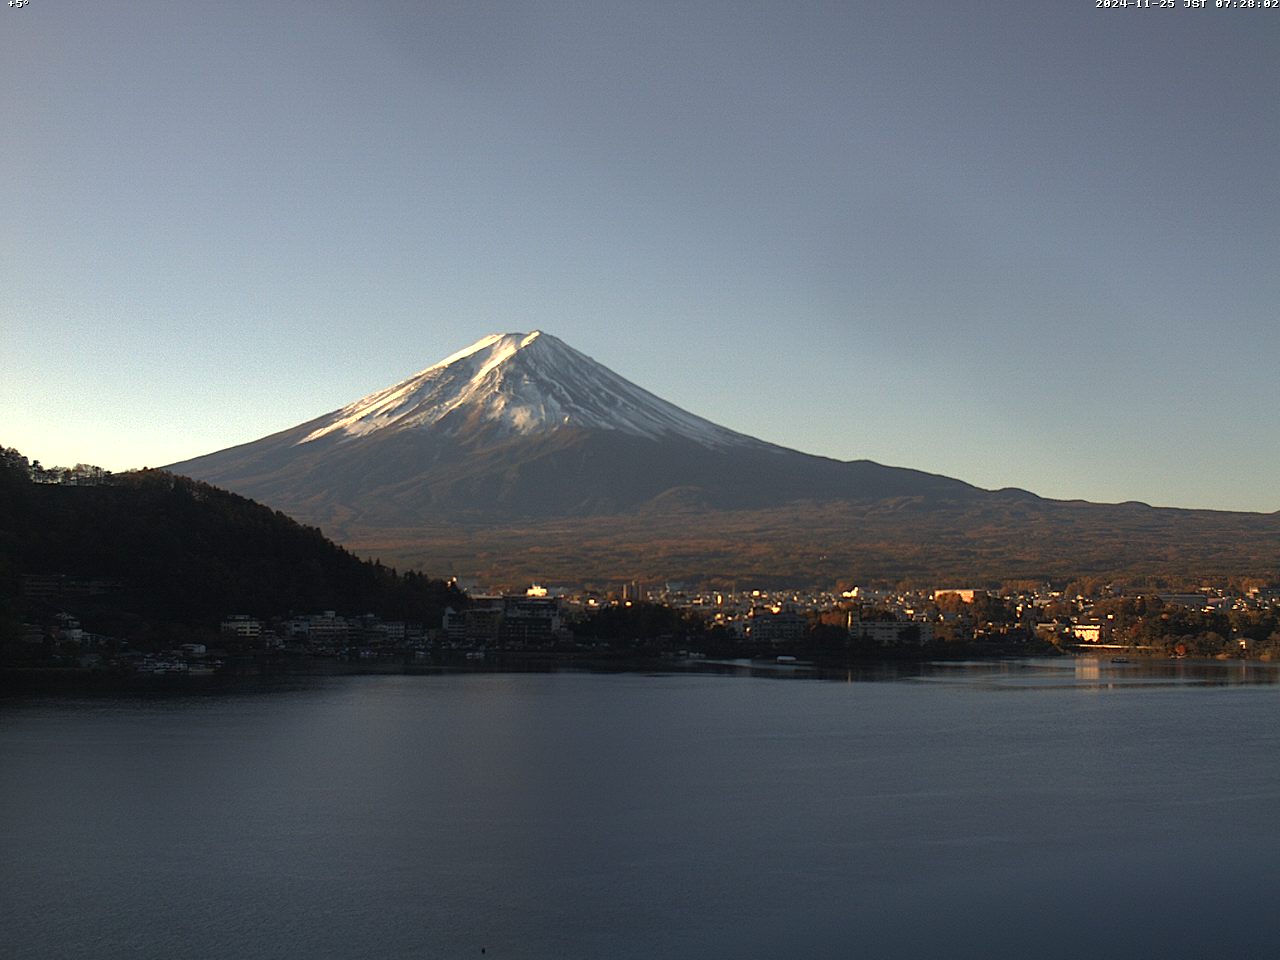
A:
[4,446,1279,687]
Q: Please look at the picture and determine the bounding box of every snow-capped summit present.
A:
[298,331,763,449]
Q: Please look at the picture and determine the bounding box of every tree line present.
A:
[0,446,463,648]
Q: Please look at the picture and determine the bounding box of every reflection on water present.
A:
[692,655,1280,690]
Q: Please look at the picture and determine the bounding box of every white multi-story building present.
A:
[220,615,261,640]
[849,619,933,646]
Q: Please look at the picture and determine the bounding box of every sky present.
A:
[3,1,1277,512]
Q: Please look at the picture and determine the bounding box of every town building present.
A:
[220,615,262,641]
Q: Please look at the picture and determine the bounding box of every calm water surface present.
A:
[3,659,1280,959]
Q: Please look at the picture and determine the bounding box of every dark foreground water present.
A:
[4,659,1280,959]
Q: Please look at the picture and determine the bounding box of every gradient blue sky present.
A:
[4,1,1277,511]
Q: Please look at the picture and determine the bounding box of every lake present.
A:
[3,658,1280,959]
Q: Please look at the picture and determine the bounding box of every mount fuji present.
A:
[168,332,1279,583]
[169,331,977,522]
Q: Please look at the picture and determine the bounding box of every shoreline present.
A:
[3,649,1277,696]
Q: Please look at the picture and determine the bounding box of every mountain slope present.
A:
[168,331,1280,584]
[350,496,1280,588]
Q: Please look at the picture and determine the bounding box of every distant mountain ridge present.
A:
[167,332,1280,584]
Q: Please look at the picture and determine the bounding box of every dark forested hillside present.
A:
[0,447,462,640]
